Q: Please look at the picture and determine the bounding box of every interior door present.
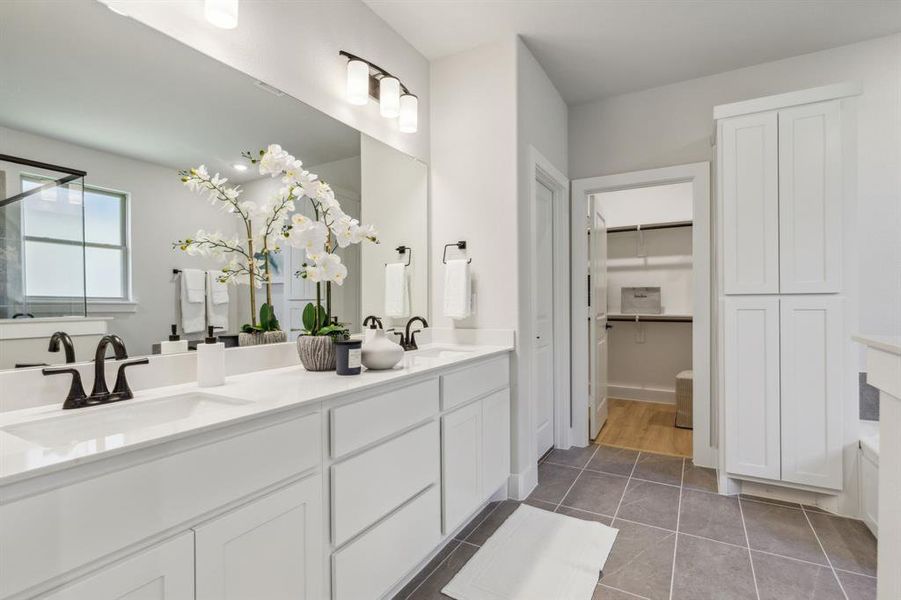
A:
[588,195,608,440]
[534,179,556,456]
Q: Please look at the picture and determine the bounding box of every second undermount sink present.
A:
[1,393,252,448]
[411,346,477,359]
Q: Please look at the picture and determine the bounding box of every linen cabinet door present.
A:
[778,101,842,293]
[723,297,781,480]
[482,389,511,498]
[195,475,323,600]
[780,297,843,489]
[40,533,194,600]
[720,112,779,294]
[442,401,483,534]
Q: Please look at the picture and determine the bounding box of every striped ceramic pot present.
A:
[296,335,336,371]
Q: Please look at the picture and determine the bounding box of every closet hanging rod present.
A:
[608,315,693,323]
[607,220,693,233]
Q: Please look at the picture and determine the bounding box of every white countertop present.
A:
[852,334,901,355]
[0,343,512,485]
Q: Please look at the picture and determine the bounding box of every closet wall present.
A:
[595,182,693,404]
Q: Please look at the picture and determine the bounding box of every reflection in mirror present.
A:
[0,1,428,370]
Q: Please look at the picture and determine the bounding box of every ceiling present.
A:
[0,0,360,183]
[364,0,901,105]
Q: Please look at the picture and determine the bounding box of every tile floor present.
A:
[395,445,878,600]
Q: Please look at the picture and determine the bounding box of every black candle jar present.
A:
[335,339,363,375]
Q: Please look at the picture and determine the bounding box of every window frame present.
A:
[20,173,132,303]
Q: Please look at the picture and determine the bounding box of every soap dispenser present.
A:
[197,326,225,387]
[160,324,188,355]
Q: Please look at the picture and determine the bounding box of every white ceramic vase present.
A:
[361,329,404,370]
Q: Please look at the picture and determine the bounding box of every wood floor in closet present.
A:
[596,398,692,458]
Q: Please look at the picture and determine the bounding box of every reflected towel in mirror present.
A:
[443,259,471,320]
[206,271,229,331]
[179,269,205,334]
[384,263,410,318]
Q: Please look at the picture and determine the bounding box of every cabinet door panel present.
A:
[724,297,781,479]
[779,101,842,293]
[482,389,511,497]
[41,533,193,600]
[780,297,843,489]
[441,401,483,534]
[721,112,779,294]
[195,475,323,600]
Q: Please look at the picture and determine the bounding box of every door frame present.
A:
[571,162,715,468]
[528,147,572,453]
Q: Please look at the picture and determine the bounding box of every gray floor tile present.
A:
[679,489,746,546]
[741,498,828,565]
[671,534,756,600]
[751,551,844,600]
[616,479,680,530]
[524,497,558,511]
[588,446,640,477]
[561,469,628,516]
[545,445,599,469]
[406,542,478,600]
[452,502,499,541]
[556,505,614,526]
[393,540,461,599]
[528,462,581,504]
[603,519,676,600]
[739,494,802,510]
[463,500,519,545]
[837,570,878,600]
[802,504,829,514]
[632,453,684,486]
[807,512,878,576]
[682,462,717,493]
[592,584,648,600]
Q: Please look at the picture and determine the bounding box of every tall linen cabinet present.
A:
[716,85,857,492]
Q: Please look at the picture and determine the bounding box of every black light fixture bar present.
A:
[339,50,412,98]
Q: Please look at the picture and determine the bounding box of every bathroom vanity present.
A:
[0,344,512,600]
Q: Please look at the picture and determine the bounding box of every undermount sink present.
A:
[411,346,476,359]
[1,393,252,448]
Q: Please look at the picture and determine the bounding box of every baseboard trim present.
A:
[508,463,538,501]
[608,385,676,404]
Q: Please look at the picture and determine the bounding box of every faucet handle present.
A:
[409,330,422,350]
[42,367,88,409]
[112,358,150,400]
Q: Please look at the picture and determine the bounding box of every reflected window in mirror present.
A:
[21,176,129,301]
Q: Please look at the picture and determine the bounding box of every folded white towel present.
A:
[206,270,229,331]
[384,263,410,318]
[179,269,206,334]
[443,259,471,320]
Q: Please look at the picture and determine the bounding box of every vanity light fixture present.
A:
[340,51,417,133]
[204,0,239,29]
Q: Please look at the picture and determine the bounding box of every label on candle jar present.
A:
[347,348,362,369]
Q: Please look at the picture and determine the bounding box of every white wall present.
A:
[360,135,429,329]
[570,34,901,336]
[0,125,238,356]
[106,0,430,164]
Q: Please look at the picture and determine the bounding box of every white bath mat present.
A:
[442,503,618,600]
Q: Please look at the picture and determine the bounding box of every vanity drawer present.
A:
[330,378,439,458]
[1,412,321,599]
[331,420,439,547]
[441,356,510,410]
[332,486,441,600]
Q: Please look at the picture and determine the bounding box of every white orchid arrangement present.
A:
[174,144,378,337]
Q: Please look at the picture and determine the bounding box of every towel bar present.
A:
[442,241,472,264]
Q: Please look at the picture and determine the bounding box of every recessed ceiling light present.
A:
[233,163,248,172]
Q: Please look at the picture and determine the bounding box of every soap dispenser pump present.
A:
[160,324,188,355]
[197,326,225,387]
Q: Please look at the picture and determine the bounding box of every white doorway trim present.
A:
[528,147,572,454]
[571,162,715,468]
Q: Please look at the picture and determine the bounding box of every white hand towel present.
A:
[206,271,229,331]
[179,269,206,334]
[384,263,410,318]
[443,259,471,320]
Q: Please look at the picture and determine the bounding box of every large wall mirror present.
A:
[0,1,428,369]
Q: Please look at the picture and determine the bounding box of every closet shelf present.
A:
[607,313,693,323]
[607,220,693,233]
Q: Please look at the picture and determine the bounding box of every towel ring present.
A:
[442,241,472,264]
[386,245,412,267]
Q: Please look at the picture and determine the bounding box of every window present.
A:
[21,175,129,300]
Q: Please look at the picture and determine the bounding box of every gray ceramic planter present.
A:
[296,335,336,371]
[238,330,288,346]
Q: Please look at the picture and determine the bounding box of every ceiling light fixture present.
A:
[233,163,248,172]
[340,51,417,134]
[204,0,239,30]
